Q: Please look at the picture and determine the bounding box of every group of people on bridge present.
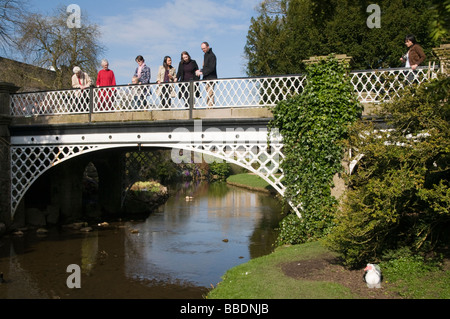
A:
[72,41,218,109]
[14,34,427,114]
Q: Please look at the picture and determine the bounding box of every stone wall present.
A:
[0,57,57,92]
[0,82,19,230]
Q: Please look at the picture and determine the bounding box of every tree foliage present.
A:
[0,0,28,52]
[14,6,104,89]
[324,76,450,267]
[245,5,290,76]
[245,0,441,76]
[429,0,450,41]
[270,56,362,245]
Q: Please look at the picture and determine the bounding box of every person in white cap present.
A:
[71,66,93,107]
[71,66,92,89]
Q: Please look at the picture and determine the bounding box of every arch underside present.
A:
[10,141,288,218]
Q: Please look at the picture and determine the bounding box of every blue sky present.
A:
[26,0,261,84]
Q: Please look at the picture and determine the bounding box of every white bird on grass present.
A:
[364,263,382,288]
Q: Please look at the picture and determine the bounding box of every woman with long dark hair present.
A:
[156,56,177,108]
[176,51,200,108]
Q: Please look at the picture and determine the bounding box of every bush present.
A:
[269,55,362,245]
[208,161,231,180]
[324,76,450,267]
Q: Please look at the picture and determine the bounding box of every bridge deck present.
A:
[10,107,273,126]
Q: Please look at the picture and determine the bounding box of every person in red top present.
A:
[96,59,116,110]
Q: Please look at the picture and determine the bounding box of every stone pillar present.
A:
[93,150,124,215]
[432,43,450,75]
[0,82,19,230]
[49,159,88,223]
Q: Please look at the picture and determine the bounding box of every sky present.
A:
[24,0,261,85]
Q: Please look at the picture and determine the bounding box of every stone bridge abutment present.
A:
[0,82,19,231]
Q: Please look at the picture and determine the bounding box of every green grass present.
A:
[381,256,450,299]
[226,173,273,192]
[207,241,357,299]
[216,174,450,299]
[207,241,450,299]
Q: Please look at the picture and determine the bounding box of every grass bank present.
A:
[210,173,450,299]
[207,240,450,299]
[226,173,275,194]
[207,241,356,299]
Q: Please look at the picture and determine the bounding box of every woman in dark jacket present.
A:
[176,51,200,108]
[400,34,426,70]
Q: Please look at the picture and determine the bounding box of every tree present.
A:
[324,76,450,267]
[15,6,104,89]
[0,0,28,53]
[429,0,450,41]
[244,4,290,76]
[245,0,441,76]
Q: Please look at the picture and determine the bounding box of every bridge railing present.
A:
[9,66,438,117]
[349,66,438,103]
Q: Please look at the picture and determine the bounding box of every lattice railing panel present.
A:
[92,82,192,111]
[10,90,90,116]
[10,67,440,116]
[181,142,286,195]
[350,67,438,103]
[193,75,306,108]
[10,145,99,216]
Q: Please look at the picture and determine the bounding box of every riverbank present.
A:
[226,173,277,195]
[207,240,450,299]
[210,173,450,299]
[206,241,395,299]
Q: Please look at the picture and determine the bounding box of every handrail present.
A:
[9,66,440,117]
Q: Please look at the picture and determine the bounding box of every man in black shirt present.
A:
[197,42,217,107]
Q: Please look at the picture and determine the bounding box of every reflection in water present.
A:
[81,235,98,276]
[0,181,284,299]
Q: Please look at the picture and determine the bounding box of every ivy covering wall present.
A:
[269,56,362,245]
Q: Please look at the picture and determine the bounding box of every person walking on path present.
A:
[400,34,426,84]
[133,55,151,107]
[400,34,426,71]
[71,66,92,108]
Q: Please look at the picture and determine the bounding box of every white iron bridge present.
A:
[7,66,439,218]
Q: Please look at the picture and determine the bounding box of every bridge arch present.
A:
[10,134,289,219]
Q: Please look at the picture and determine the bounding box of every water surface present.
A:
[0,181,283,299]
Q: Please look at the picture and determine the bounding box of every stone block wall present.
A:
[0,82,19,228]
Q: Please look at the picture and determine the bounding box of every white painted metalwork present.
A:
[349,66,438,103]
[10,67,439,116]
[9,127,285,218]
[8,67,440,218]
[10,144,100,216]
[10,89,90,116]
